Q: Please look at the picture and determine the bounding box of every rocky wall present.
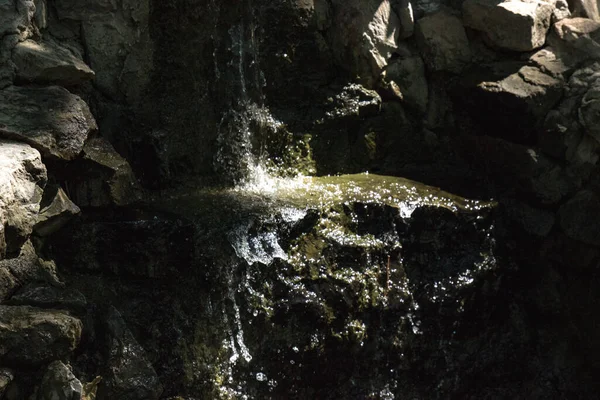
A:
[1,0,600,398]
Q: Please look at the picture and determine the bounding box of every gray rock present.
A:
[550,17,600,59]
[0,140,46,256]
[0,240,39,302]
[37,361,83,400]
[392,0,415,39]
[68,137,142,208]
[97,307,162,400]
[464,0,554,51]
[0,305,82,366]
[327,0,402,86]
[12,39,95,85]
[7,283,87,313]
[0,0,35,38]
[552,0,571,23]
[385,55,429,113]
[33,0,47,29]
[34,186,80,237]
[579,81,600,143]
[415,10,471,73]
[0,368,14,398]
[558,190,600,246]
[504,200,556,237]
[0,86,97,160]
[571,0,600,21]
[458,135,576,205]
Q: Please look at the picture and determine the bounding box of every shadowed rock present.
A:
[0,305,82,367]
[37,361,83,400]
[34,185,80,237]
[12,39,95,86]
[0,86,97,160]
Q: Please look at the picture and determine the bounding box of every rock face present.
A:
[559,190,600,245]
[6,283,87,313]
[51,0,153,103]
[0,305,82,366]
[385,54,428,113]
[415,10,472,73]
[33,186,80,237]
[0,141,46,256]
[12,39,95,86]
[328,0,402,85]
[37,361,84,400]
[464,0,554,51]
[65,137,142,207]
[0,86,97,160]
[97,307,162,400]
[453,61,564,143]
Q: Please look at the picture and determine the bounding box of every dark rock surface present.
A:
[0,86,97,160]
[0,305,82,366]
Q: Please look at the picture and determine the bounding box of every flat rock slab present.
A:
[0,140,46,256]
[12,39,95,86]
[0,305,82,366]
[0,85,97,160]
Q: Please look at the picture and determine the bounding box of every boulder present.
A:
[571,0,600,21]
[452,62,564,143]
[328,0,402,86]
[12,39,95,85]
[552,0,571,22]
[392,0,415,39]
[0,240,40,302]
[0,86,97,160]
[558,190,600,246]
[503,199,556,237]
[457,135,577,205]
[33,186,80,237]
[385,55,429,113]
[37,361,83,400]
[0,0,35,38]
[97,307,163,400]
[415,10,471,73]
[463,0,554,51]
[579,82,600,143]
[7,283,87,313]
[549,17,600,59]
[51,0,153,103]
[0,141,46,256]
[33,0,47,29]
[0,368,13,398]
[66,137,142,208]
[0,305,82,366]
